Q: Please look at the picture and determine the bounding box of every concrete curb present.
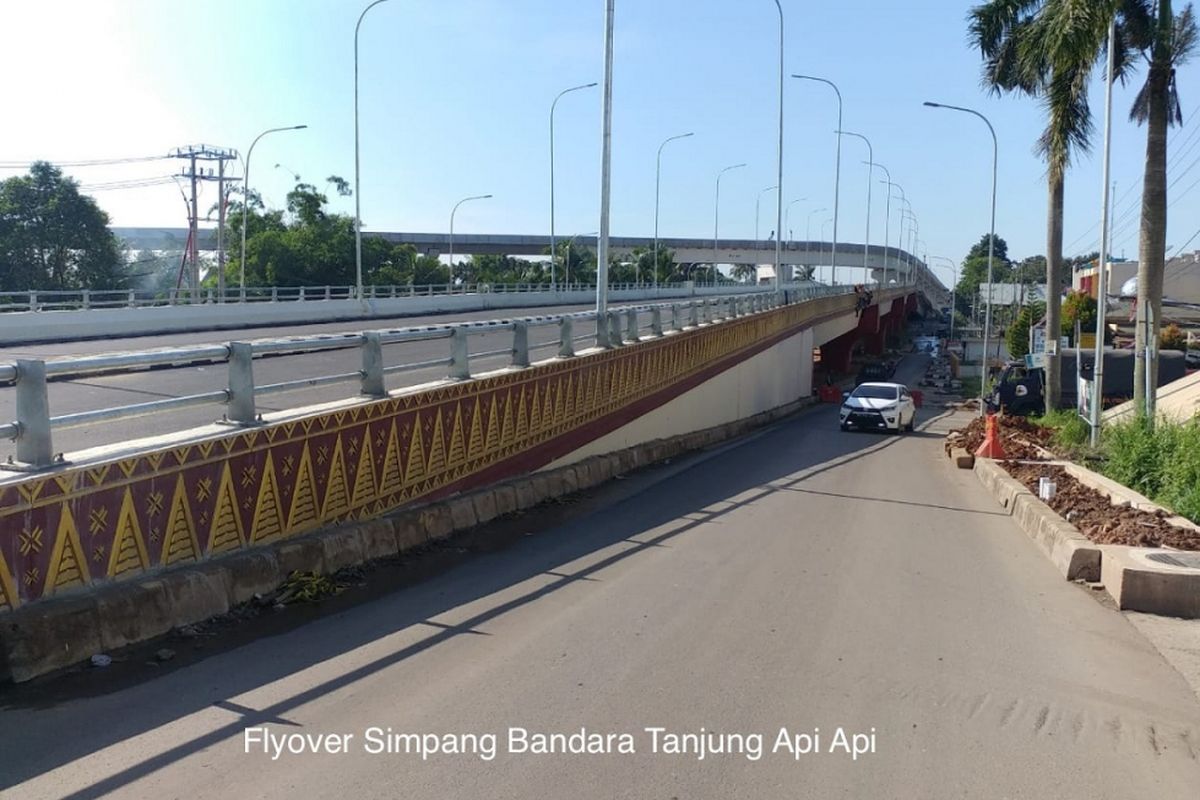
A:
[0,395,814,683]
[971,458,1101,582]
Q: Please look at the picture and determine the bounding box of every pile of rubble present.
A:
[945,414,1055,461]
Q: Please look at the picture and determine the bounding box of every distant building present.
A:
[976,283,1046,307]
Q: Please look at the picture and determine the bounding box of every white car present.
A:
[839,382,917,433]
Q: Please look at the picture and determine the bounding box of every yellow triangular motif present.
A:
[0,545,18,611]
[446,404,467,469]
[406,413,427,485]
[543,381,556,431]
[515,389,530,441]
[286,445,320,536]
[46,507,89,594]
[485,395,501,453]
[528,385,542,436]
[107,488,149,579]
[378,422,403,498]
[500,391,516,447]
[162,474,201,566]
[563,373,575,420]
[321,436,351,521]
[426,411,447,476]
[467,400,485,462]
[250,453,284,545]
[350,431,377,510]
[208,463,246,555]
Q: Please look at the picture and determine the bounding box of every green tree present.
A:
[973,0,1197,412]
[0,161,126,291]
[1060,290,1098,338]
[1008,301,1047,359]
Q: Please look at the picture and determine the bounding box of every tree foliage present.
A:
[0,162,126,291]
[1008,301,1046,360]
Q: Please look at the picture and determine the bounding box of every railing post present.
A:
[14,359,53,469]
[28,291,38,313]
[651,307,663,336]
[511,321,530,368]
[559,316,575,357]
[360,332,386,397]
[626,309,639,342]
[206,288,214,304]
[325,285,332,301]
[390,285,397,299]
[609,312,624,346]
[226,342,258,425]
[81,289,91,310]
[298,286,306,302]
[448,327,471,379]
[128,289,137,308]
[595,311,611,349]
[689,302,699,327]
[271,287,279,302]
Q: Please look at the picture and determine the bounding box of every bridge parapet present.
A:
[0,287,914,625]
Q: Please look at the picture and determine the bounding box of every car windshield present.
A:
[852,385,898,400]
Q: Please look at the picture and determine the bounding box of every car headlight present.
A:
[880,403,897,412]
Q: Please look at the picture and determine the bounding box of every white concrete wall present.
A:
[545,327,814,468]
[0,286,771,345]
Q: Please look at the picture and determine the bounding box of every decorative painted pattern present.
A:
[0,299,840,611]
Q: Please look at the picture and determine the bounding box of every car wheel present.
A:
[905,415,915,433]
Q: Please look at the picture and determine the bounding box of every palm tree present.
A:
[970,1,1095,412]
[971,0,1196,413]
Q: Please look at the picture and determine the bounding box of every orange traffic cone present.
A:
[975,413,1007,459]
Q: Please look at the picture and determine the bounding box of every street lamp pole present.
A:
[925,101,998,416]
[794,74,842,284]
[755,185,779,261]
[868,164,892,287]
[1091,20,1117,446]
[595,0,615,346]
[772,0,785,292]
[784,197,808,250]
[354,0,393,302]
[550,82,597,290]
[448,194,493,283]
[836,130,872,287]
[654,132,694,292]
[714,163,747,286]
[241,124,307,299]
[932,256,960,341]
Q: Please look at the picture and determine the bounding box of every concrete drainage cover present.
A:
[1145,551,1200,570]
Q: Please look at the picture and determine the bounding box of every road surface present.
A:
[0,303,604,459]
[2,359,1198,798]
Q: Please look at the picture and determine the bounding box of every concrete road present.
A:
[2,361,1198,798]
[0,303,603,459]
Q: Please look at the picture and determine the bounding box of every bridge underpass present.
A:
[3,354,1197,798]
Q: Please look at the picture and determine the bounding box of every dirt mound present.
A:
[947,415,1054,461]
[1003,463,1200,550]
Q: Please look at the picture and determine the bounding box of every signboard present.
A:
[1045,338,1058,356]
[1079,332,1096,349]
[1078,376,1092,418]
[1025,353,1046,369]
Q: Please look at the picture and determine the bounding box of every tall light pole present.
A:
[925,101,998,416]
[889,183,910,284]
[595,0,615,347]
[836,130,872,286]
[820,218,835,270]
[755,185,779,260]
[654,132,694,292]
[354,0,393,302]
[713,163,747,285]
[448,194,493,283]
[771,1,785,292]
[867,164,892,287]
[550,82,598,290]
[784,197,808,248]
[932,256,960,341]
[794,74,842,284]
[1091,20,1117,446]
[241,124,307,299]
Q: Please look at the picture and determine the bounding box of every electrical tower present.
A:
[171,145,240,301]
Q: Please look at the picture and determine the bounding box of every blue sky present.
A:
[3,0,1198,284]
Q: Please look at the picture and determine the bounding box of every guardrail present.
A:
[0,284,857,470]
[0,281,763,313]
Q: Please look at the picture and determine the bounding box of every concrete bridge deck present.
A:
[2,359,1197,798]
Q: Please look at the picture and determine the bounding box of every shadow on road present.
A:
[0,359,957,797]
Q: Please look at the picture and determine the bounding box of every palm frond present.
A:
[1129,79,1152,122]
[1170,4,1199,66]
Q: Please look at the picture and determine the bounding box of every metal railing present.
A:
[0,281,772,313]
[0,284,857,470]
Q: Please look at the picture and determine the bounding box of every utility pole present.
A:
[171,145,240,302]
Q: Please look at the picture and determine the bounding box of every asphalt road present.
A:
[3,358,1198,798]
[0,303,604,459]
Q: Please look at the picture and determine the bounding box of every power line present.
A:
[0,154,170,169]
